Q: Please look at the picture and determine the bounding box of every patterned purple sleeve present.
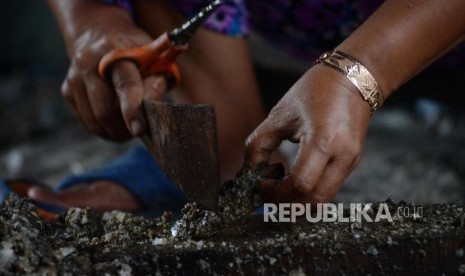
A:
[102,0,133,14]
[100,0,247,37]
[169,0,249,37]
[97,0,465,68]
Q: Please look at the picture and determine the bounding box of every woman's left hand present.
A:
[245,64,372,203]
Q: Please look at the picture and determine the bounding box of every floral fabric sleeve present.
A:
[101,0,248,37]
[102,0,134,13]
[169,0,249,37]
[100,0,465,66]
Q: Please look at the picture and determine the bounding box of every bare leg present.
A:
[134,0,266,180]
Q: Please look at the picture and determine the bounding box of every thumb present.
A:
[245,118,285,168]
[111,60,146,136]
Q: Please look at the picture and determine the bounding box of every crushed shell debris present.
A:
[1,165,465,274]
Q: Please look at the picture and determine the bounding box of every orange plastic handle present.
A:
[98,33,186,85]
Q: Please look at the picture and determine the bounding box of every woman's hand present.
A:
[246,65,371,203]
[246,0,465,204]
[53,2,168,141]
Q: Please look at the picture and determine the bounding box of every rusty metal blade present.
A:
[143,101,220,210]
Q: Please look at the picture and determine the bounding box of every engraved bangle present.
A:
[315,50,382,114]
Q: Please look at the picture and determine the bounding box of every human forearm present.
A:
[245,0,465,205]
[336,0,465,102]
[46,0,133,56]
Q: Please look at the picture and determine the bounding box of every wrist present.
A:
[314,50,382,114]
[333,46,396,106]
[307,64,373,117]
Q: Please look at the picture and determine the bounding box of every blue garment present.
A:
[57,145,187,217]
[0,146,187,217]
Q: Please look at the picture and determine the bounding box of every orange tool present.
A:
[98,0,223,85]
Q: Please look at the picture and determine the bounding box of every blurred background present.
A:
[1,1,465,203]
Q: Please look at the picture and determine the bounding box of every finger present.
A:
[261,137,331,203]
[143,74,169,102]
[61,78,81,122]
[84,74,132,141]
[73,85,110,138]
[64,70,109,138]
[245,120,285,168]
[62,67,86,125]
[111,60,146,136]
[306,154,360,203]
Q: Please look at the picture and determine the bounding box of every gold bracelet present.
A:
[315,50,381,114]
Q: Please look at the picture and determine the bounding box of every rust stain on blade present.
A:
[143,100,220,210]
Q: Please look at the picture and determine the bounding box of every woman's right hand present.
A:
[58,2,169,141]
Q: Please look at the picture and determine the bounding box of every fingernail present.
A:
[130,120,144,136]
